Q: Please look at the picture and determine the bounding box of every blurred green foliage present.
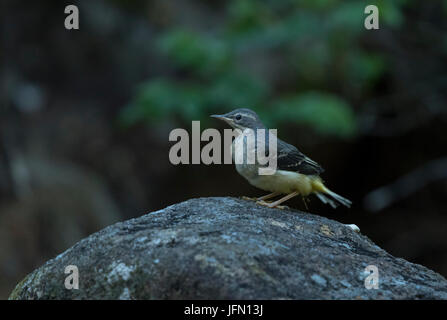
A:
[120,0,408,138]
[272,92,356,137]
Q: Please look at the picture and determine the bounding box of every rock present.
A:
[9,197,447,299]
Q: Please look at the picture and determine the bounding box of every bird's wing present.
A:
[254,129,324,175]
[275,140,324,175]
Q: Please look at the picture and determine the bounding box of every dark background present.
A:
[1,0,447,299]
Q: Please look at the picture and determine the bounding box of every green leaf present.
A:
[158,30,231,76]
[119,79,206,126]
[272,92,357,138]
[208,72,269,108]
[346,51,386,90]
[377,0,404,28]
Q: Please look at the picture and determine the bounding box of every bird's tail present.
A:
[312,179,352,208]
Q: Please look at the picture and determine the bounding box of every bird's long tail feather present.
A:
[312,179,352,208]
[316,193,338,209]
[323,188,352,208]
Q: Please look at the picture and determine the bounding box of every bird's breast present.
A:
[232,131,315,195]
[232,132,259,179]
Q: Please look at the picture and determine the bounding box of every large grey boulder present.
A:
[9,197,447,299]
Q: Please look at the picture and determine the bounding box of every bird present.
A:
[211,108,352,209]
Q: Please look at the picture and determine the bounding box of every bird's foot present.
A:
[256,200,287,210]
[241,196,258,201]
[344,224,360,233]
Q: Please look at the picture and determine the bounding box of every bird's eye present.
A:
[235,114,242,121]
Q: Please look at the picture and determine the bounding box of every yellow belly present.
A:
[232,135,324,196]
[246,169,319,195]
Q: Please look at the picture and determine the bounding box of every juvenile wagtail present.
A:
[211,108,352,209]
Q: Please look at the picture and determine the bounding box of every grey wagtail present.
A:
[211,108,352,209]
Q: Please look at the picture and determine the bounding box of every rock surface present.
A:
[9,197,447,299]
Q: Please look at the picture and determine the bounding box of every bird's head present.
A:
[211,108,265,130]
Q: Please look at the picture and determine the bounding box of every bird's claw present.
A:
[256,200,287,210]
[242,196,258,201]
[256,200,270,206]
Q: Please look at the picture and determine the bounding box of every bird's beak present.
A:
[210,114,231,122]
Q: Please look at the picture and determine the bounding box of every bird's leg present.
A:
[257,192,281,201]
[243,192,281,202]
[302,196,309,210]
[256,192,281,207]
[263,191,299,209]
